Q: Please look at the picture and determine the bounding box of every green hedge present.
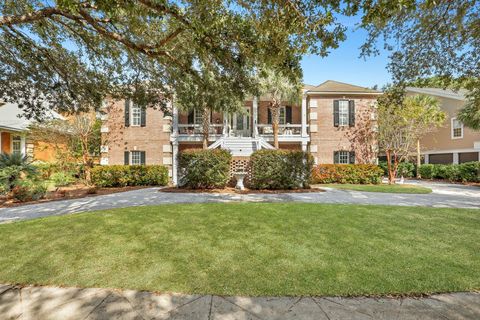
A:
[418,162,480,182]
[312,164,384,184]
[379,161,416,178]
[249,150,314,189]
[178,149,231,189]
[91,165,169,187]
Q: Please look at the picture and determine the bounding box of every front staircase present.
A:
[208,137,274,156]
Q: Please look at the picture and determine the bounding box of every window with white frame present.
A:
[279,106,286,125]
[338,151,349,164]
[12,136,22,155]
[338,100,349,126]
[194,109,203,125]
[131,105,141,126]
[130,151,142,165]
[451,117,463,139]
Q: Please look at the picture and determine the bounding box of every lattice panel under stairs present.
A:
[229,158,252,187]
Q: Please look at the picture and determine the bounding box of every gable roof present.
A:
[305,80,382,95]
[0,102,63,132]
[405,87,467,101]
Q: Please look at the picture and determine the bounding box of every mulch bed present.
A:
[0,185,150,208]
[159,186,325,194]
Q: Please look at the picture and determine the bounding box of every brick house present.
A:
[101,80,381,184]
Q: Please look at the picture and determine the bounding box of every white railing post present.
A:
[172,141,179,186]
[172,101,178,137]
[223,112,229,137]
[301,94,307,137]
[253,97,258,138]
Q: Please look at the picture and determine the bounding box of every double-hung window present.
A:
[131,105,141,126]
[338,151,349,164]
[334,150,355,164]
[194,109,203,125]
[130,151,142,165]
[451,117,463,139]
[279,106,286,125]
[338,100,349,126]
[12,136,22,155]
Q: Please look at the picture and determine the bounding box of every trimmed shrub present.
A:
[312,164,384,184]
[418,164,435,179]
[249,150,314,189]
[178,149,231,189]
[379,161,415,178]
[51,172,75,187]
[12,180,47,202]
[91,165,169,187]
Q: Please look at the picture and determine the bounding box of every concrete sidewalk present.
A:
[0,284,479,319]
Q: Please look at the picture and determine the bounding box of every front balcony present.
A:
[171,97,309,145]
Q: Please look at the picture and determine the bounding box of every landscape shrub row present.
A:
[249,150,313,189]
[312,164,384,184]
[379,161,416,178]
[178,149,231,189]
[418,162,480,182]
[91,165,169,187]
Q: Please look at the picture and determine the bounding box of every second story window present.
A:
[194,109,203,125]
[451,117,463,139]
[338,101,349,126]
[131,105,141,126]
[334,100,355,127]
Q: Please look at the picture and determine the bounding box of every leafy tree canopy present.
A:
[358,0,480,129]
[0,0,353,119]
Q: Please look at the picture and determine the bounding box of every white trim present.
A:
[130,104,141,127]
[307,91,382,95]
[405,87,466,101]
[301,95,307,137]
[451,117,463,139]
[422,147,479,154]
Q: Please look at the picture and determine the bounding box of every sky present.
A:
[301,21,392,89]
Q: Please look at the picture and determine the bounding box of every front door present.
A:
[230,109,250,137]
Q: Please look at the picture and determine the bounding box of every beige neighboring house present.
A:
[406,87,480,164]
[101,80,381,185]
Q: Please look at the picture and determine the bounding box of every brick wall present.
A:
[308,95,378,164]
[102,100,172,169]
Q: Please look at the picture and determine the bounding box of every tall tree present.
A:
[377,89,446,184]
[358,0,480,129]
[172,61,247,149]
[258,68,301,149]
[0,0,352,118]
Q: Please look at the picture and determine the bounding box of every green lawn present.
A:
[0,203,478,297]
[321,183,432,194]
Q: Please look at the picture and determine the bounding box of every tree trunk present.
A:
[202,106,210,149]
[416,139,421,178]
[81,139,92,185]
[386,149,395,184]
[271,104,280,149]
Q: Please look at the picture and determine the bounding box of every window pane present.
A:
[339,151,349,164]
[131,106,141,126]
[131,151,141,165]
[12,136,21,155]
[339,101,349,126]
[279,107,286,125]
[452,118,463,138]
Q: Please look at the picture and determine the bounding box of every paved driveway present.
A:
[0,181,479,222]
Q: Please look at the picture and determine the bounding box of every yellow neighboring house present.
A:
[0,101,63,161]
[406,87,480,164]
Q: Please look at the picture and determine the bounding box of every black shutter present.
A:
[140,151,146,165]
[210,109,213,123]
[267,108,272,124]
[349,151,355,164]
[124,151,129,165]
[286,106,292,124]
[349,100,355,127]
[140,107,146,127]
[334,151,339,164]
[333,100,339,127]
[188,111,194,124]
[124,100,130,127]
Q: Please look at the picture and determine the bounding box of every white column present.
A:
[172,101,178,137]
[223,112,229,137]
[20,135,26,156]
[424,154,429,164]
[252,97,258,138]
[301,141,307,152]
[453,152,459,164]
[172,142,179,186]
[301,94,307,137]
